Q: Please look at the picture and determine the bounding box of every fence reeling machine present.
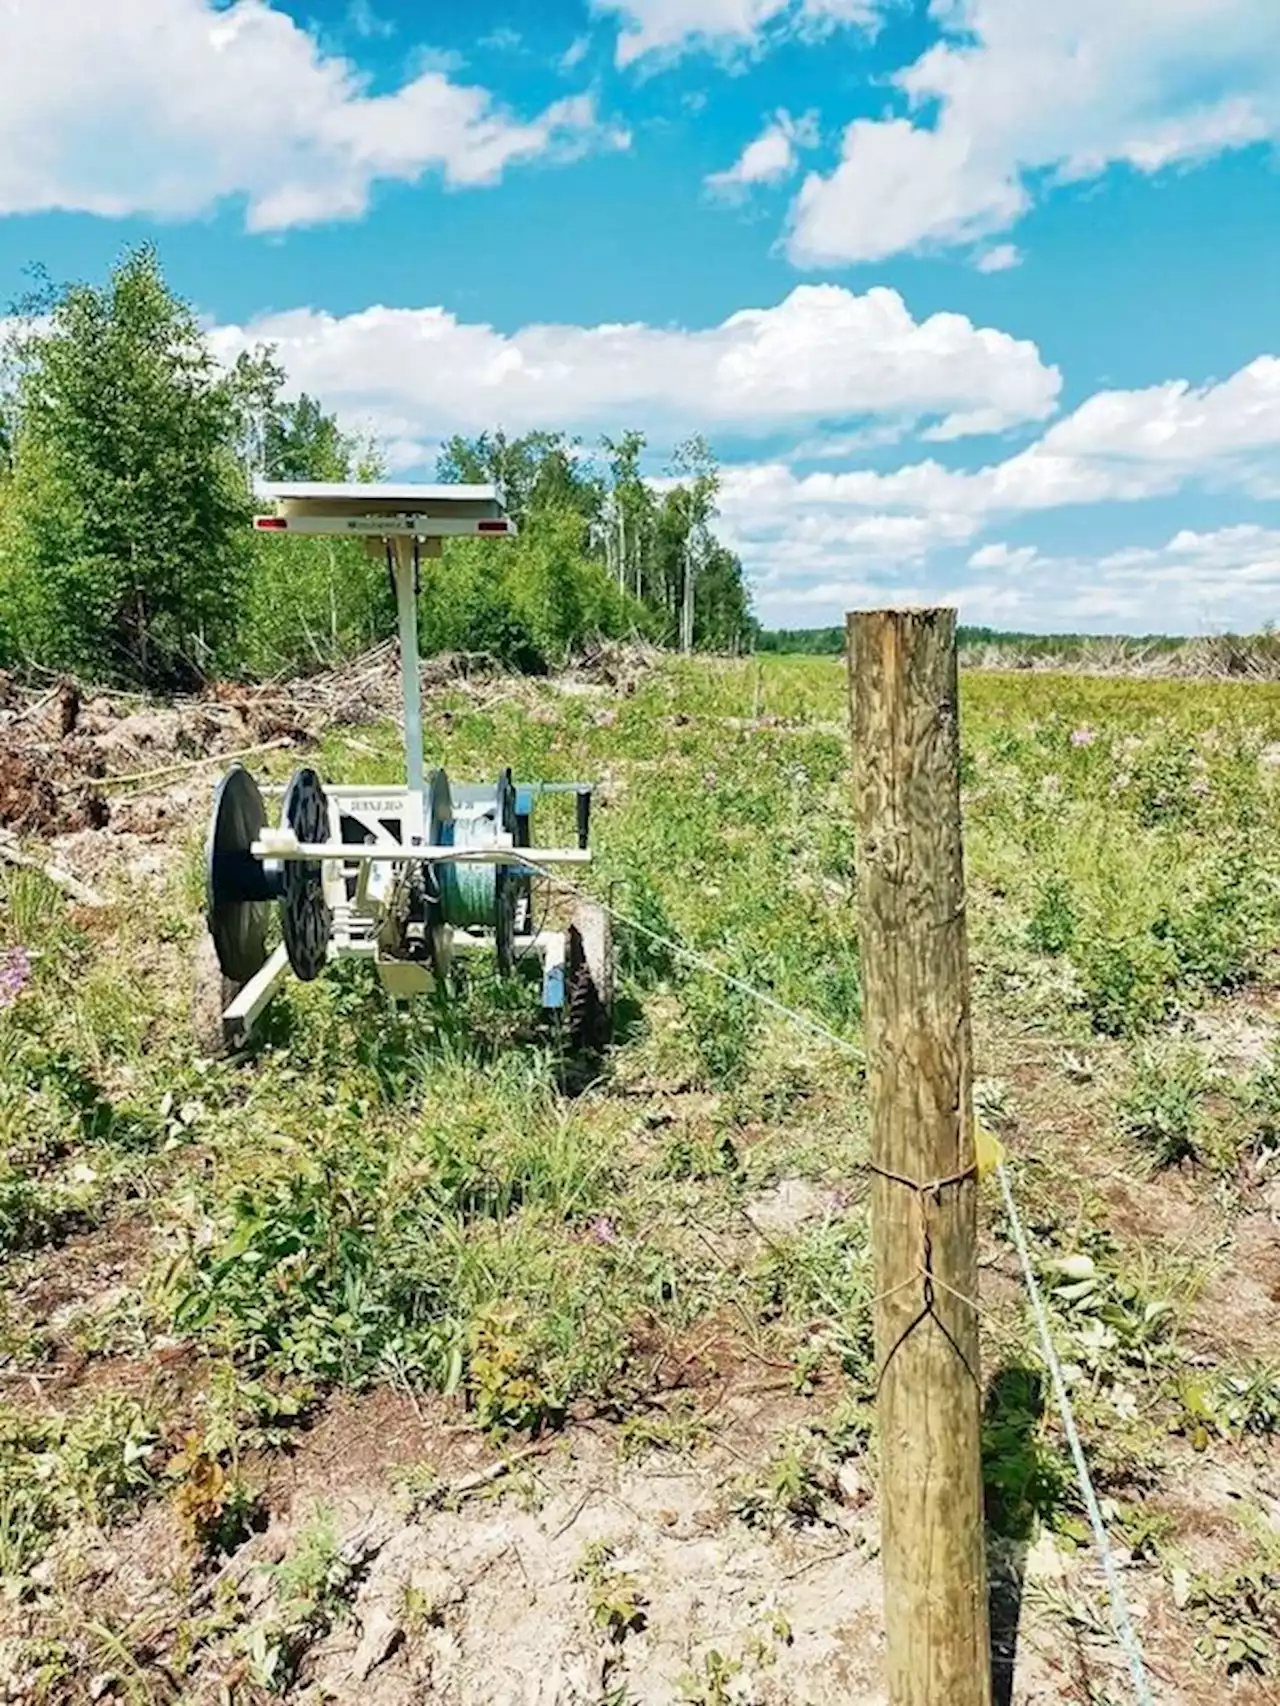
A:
[198,482,612,1053]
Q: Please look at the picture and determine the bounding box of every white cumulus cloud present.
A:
[974,244,1021,274]
[706,109,820,196]
[966,542,1042,572]
[0,0,626,231]
[787,0,1280,264]
[753,522,1280,634]
[716,353,1280,626]
[208,284,1059,453]
[594,0,879,67]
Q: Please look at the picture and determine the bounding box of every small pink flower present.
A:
[0,946,29,1010]
[589,1216,617,1245]
[1071,726,1096,747]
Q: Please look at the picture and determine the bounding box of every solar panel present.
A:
[252,480,514,537]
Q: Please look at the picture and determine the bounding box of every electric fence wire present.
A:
[525,858,1160,1705]
[994,1161,1158,1706]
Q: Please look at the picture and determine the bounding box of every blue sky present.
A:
[2,0,1280,632]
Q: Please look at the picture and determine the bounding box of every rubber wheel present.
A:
[193,931,241,1058]
[565,900,614,1054]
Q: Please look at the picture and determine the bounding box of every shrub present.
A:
[1073,934,1173,1036]
[237,533,393,678]
[1027,874,1077,955]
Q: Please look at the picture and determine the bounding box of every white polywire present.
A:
[994,1162,1158,1706]
[523,861,864,1064]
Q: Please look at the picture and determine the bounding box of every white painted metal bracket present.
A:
[222,942,291,1045]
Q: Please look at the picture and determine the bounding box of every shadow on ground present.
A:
[984,1361,1056,1706]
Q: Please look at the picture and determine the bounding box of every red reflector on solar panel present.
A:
[254,516,288,530]
[476,519,509,533]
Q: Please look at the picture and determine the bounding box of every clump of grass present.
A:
[165,1058,641,1416]
[1177,1363,1280,1449]
[169,1432,265,1557]
[1116,1048,1206,1166]
[1073,934,1174,1037]
[656,1125,742,1183]
[730,1431,836,1531]
[618,1394,710,1460]
[679,973,756,1093]
[244,1504,355,1692]
[1026,874,1077,956]
[1151,842,1266,997]
[750,1219,874,1383]
[1243,1049,1280,1160]
[1191,1553,1280,1678]
[982,1364,1073,1541]
[573,1538,648,1640]
[0,1395,160,1579]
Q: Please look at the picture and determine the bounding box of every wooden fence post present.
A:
[847,606,991,1706]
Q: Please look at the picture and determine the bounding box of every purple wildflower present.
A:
[589,1216,617,1246]
[0,946,30,1010]
[1070,726,1096,748]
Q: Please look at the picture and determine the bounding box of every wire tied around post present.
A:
[866,1160,982,1391]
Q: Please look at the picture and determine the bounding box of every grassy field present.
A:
[2,653,1280,1703]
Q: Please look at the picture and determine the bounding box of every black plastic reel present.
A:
[510,779,534,940]
[206,765,278,982]
[493,767,519,974]
[423,767,454,982]
[280,768,332,982]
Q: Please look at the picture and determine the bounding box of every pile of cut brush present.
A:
[0,640,657,843]
[0,670,310,839]
[958,631,1280,678]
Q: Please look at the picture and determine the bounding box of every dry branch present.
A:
[0,831,107,907]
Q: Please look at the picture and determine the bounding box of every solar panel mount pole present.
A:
[392,536,425,802]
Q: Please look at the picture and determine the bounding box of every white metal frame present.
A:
[219,483,585,1040]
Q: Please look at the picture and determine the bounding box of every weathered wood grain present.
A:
[847,606,992,1706]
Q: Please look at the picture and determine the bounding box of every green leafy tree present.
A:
[600,430,654,603]
[695,540,754,654]
[669,435,718,653]
[238,386,389,675]
[2,246,252,686]
[262,393,354,483]
[423,505,648,671]
[437,430,603,529]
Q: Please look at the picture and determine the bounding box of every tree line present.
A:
[0,247,754,690]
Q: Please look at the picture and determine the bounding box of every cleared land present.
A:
[1,651,1279,1705]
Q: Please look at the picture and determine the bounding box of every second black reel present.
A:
[205,763,334,985]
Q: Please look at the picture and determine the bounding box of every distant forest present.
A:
[754,624,1194,655]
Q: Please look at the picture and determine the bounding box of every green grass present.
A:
[4,652,1280,1693]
